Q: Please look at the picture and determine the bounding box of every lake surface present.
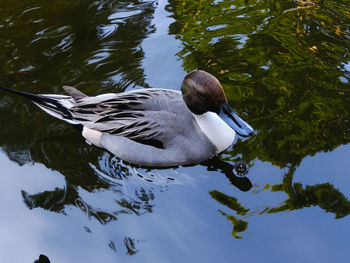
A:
[0,0,350,262]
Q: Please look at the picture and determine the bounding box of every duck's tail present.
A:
[0,85,79,125]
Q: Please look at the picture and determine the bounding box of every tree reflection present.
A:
[0,0,158,254]
[20,152,158,222]
[166,0,350,237]
[210,190,249,239]
[210,165,350,238]
[167,0,350,166]
[267,165,350,219]
[0,0,158,208]
[0,0,156,93]
[1,0,350,244]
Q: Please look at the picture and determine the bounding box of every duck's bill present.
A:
[218,102,254,137]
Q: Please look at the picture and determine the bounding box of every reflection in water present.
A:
[210,164,350,239]
[20,150,251,222]
[34,254,51,263]
[124,237,139,255]
[0,0,156,93]
[167,0,350,166]
[16,148,255,254]
[20,153,155,222]
[0,1,160,257]
[204,157,252,192]
[266,166,350,219]
[22,188,67,212]
[210,190,249,239]
[166,0,350,237]
[0,0,350,261]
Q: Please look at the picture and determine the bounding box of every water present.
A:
[0,0,350,262]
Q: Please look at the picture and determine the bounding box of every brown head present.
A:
[181,70,227,114]
[181,70,254,137]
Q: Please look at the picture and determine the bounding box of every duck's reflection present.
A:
[203,157,253,192]
[20,151,252,219]
[18,150,252,253]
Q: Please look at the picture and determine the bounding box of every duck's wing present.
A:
[67,89,184,149]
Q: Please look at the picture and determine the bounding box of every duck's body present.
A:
[81,89,231,166]
[0,70,253,167]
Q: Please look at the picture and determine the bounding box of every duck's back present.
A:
[73,89,217,166]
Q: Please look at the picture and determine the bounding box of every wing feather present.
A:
[68,89,182,149]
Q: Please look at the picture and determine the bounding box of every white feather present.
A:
[192,112,236,153]
[82,127,103,147]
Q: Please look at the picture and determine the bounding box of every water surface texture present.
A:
[0,0,350,262]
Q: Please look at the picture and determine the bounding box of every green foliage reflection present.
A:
[167,0,350,167]
[210,190,249,239]
[167,0,350,238]
[268,166,350,219]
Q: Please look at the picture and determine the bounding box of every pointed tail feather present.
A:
[0,85,79,124]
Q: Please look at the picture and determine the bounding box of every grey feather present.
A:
[68,89,188,148]
[62,86,88,101]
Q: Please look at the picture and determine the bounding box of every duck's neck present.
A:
[192,112,236,153]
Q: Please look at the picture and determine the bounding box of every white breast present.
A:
[192,112,236,153]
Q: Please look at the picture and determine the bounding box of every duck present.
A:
[0,70,253,167]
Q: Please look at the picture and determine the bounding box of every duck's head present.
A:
[181,70,253,137]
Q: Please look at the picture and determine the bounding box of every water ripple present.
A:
[97,24,118,40]
[108,10,143,23]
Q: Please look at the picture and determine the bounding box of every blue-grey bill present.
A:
[218,103,254,137]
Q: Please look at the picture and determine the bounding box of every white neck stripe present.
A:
[192,112,236,153]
